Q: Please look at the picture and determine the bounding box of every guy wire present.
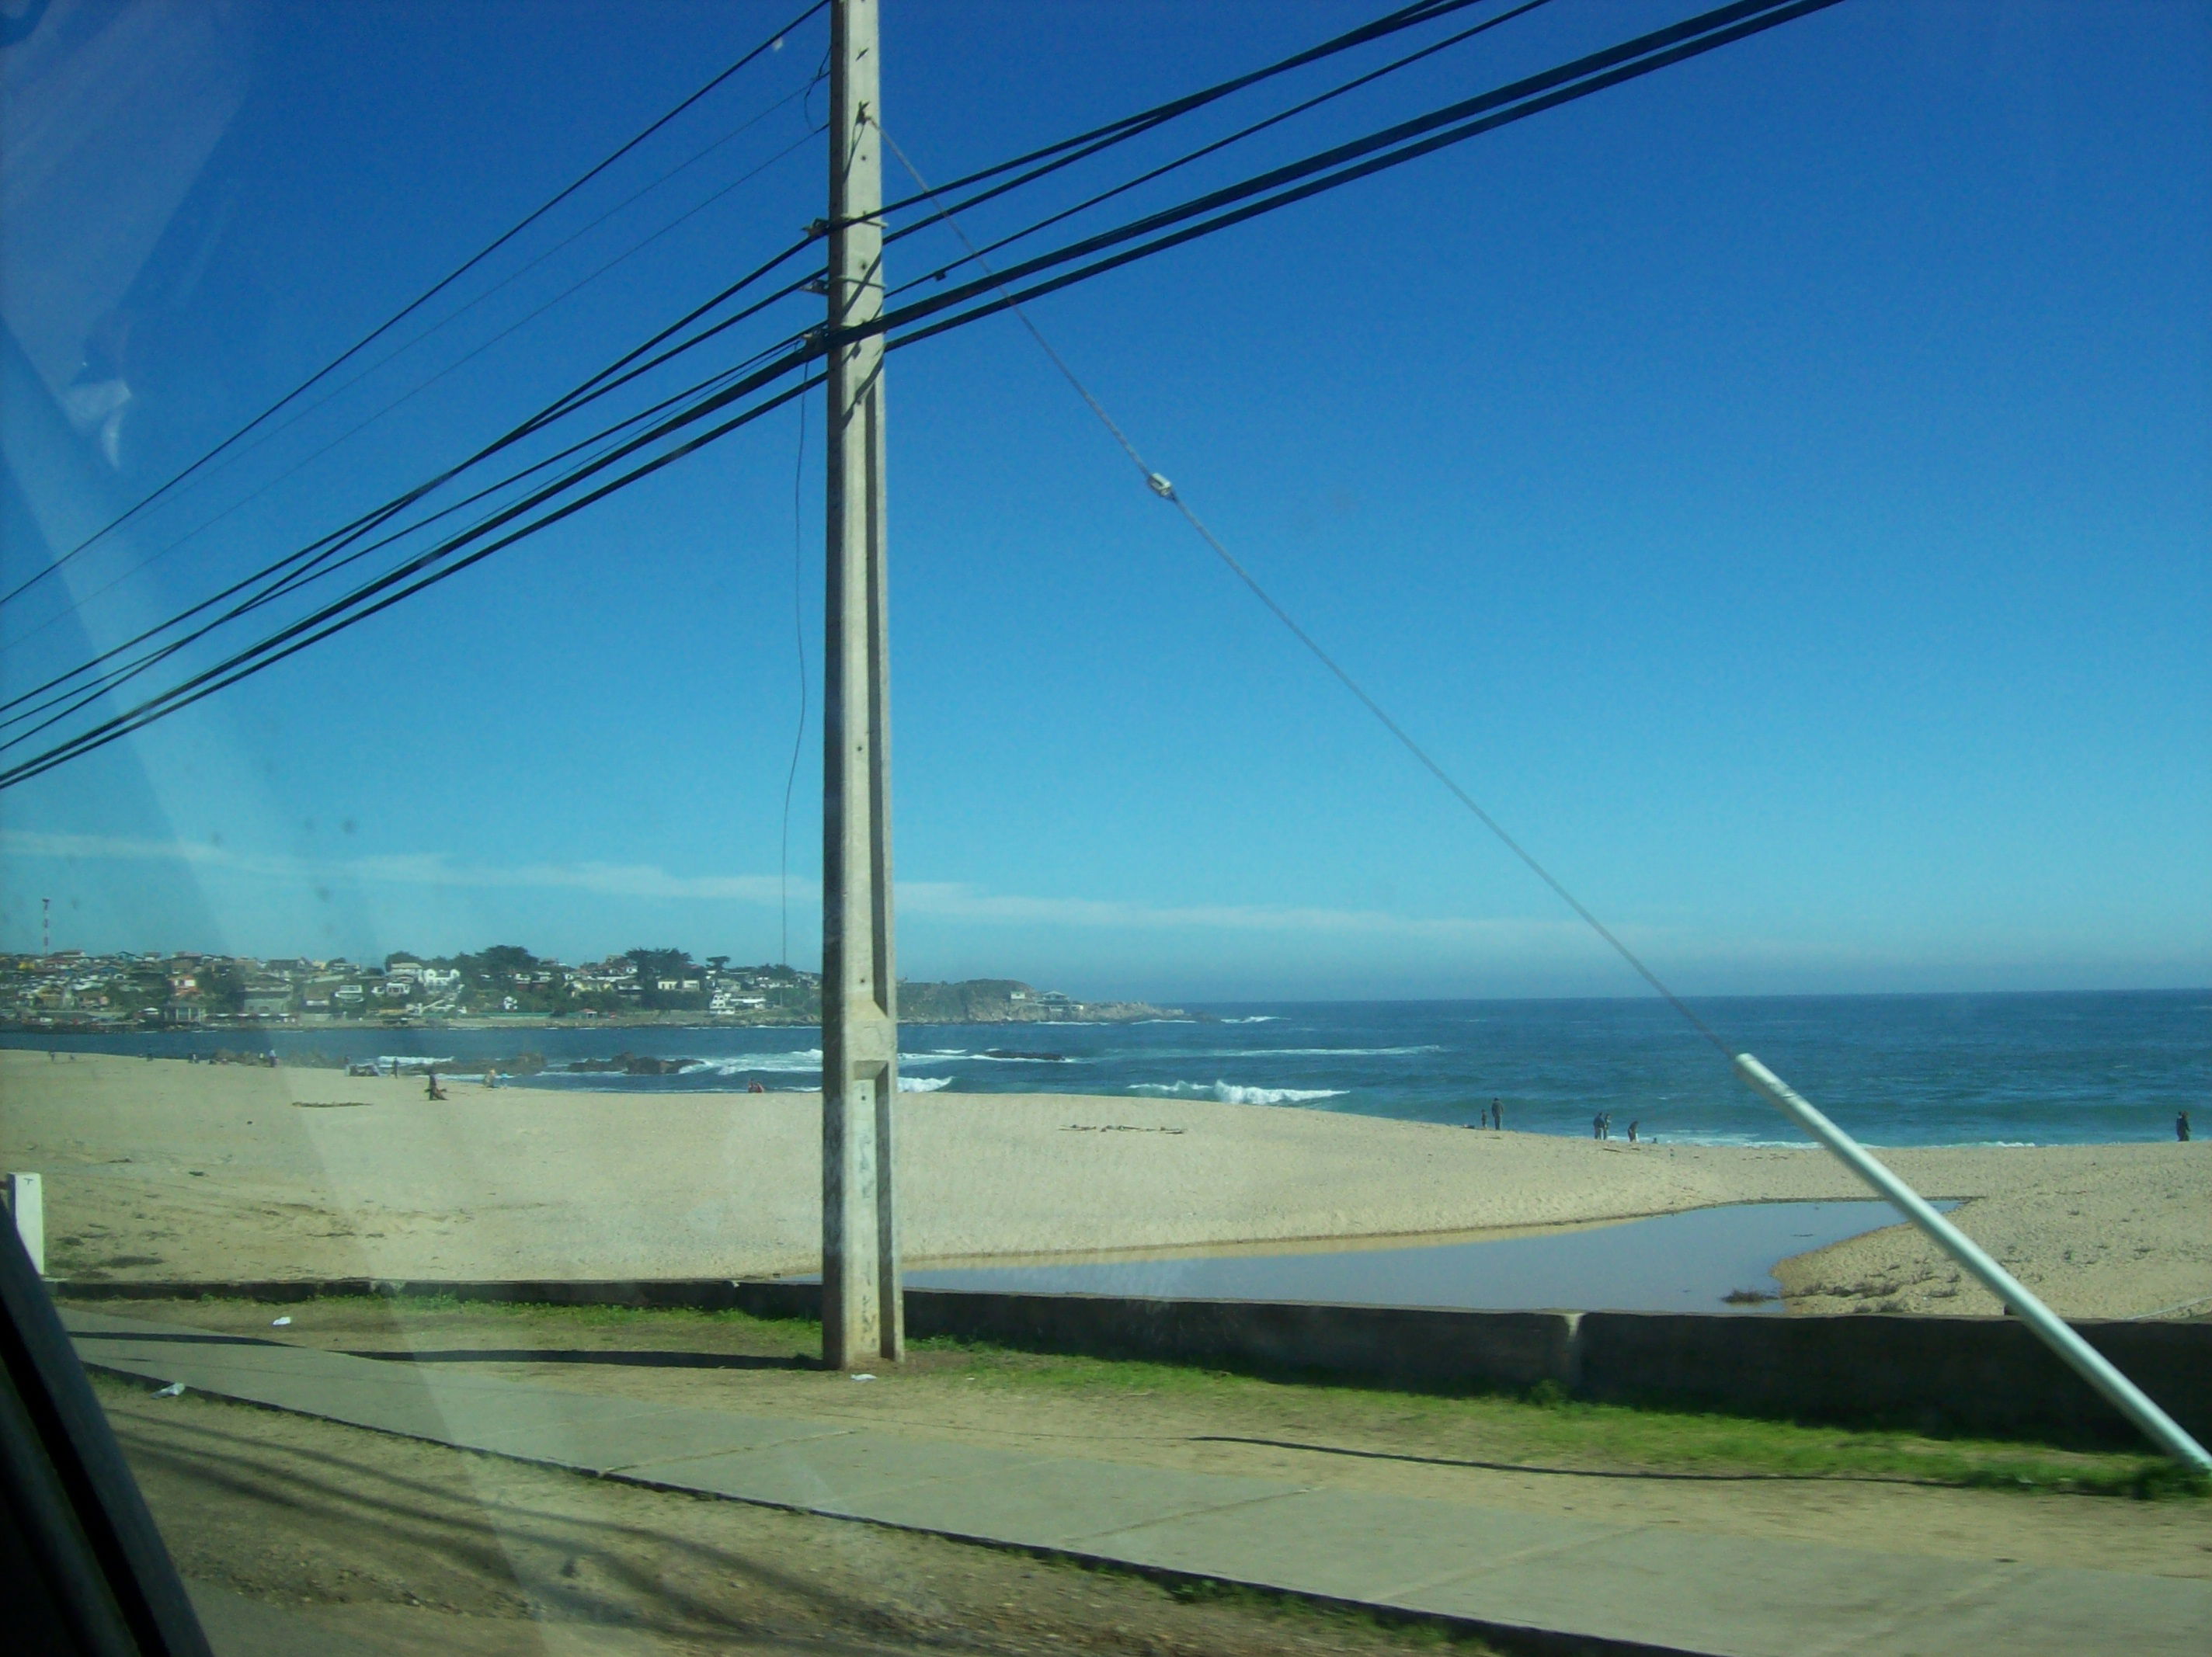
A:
[877,120,1734,1060]
[781,394,810,967]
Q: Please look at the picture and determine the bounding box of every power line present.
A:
[4,137,852,717]
[0,299,818,731]
[877,1,1489,233]
[0,362,827,791]
[0,0,827,610]
[2,123,825,658]
[896,0,1555,292]
[873,0,1849,359]
[9,0,1479,655]
[781,395,810,967]
[878,123,1736,1058]
[0,0,1843,792]
[215,82,819,469]
[0,368,753,752]
[0,320,821,750]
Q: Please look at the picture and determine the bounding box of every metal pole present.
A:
[1734,1052,2210,1471]
[820,0,902,1371]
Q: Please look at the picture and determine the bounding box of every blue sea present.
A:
[12,989,2204,1147]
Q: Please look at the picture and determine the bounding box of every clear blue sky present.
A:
[2,0,2205,999]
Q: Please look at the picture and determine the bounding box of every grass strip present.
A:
[78,1293,2207,1499]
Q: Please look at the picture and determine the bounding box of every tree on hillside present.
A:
[625,947,701,1011]
[197,962,246,1015]
[120,965,171,1013]
[465,944,538,977]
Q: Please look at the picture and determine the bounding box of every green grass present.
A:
[94,1292,2207,1501]
[904,1335,2204,1499]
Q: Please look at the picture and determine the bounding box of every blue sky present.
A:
[1,0,2205,999]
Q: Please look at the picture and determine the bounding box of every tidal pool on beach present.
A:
[903,1199,1956,1314]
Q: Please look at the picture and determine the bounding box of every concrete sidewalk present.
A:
[68,1308,2210,1657]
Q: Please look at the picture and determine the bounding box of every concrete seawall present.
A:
[52,1277,2210,1447]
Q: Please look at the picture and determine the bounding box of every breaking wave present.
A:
[898,1075,952,1093]
[684,1050,823,1075]
[1221,1044,1441,1058]
[906,1049,1087,1063]
[1128,1080,1348,1106]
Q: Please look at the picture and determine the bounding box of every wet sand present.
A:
[4,1051,2204,1316]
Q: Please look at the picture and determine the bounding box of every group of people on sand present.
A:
[1464,1098,1645,1141]
[1465,1097,1505,1131]
[419,1067,504,1099]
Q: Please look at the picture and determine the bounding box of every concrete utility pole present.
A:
[820,0,902,1370]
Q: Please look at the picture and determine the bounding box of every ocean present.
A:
[11,988,2204,1147]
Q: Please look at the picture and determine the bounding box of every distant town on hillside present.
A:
[0,946,1178,1030]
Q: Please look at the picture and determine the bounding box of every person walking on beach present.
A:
[425,1068,446,1101]
[1592,1111,1605,1140]
[2182,1111,2193,1143]
[1491,1098,1503,1131]
[1628,1120,1639,1144]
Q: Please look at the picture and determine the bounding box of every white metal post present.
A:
[3,1172,43,1277]
[1734,1053,2209,1471]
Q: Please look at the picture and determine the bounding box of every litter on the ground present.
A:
[153,1381,185,1398]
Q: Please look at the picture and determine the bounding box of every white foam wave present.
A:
[907,1049,1086,1063]
[1222,1044,1442,1058]
[684,1050,823,1075]
[1128,1080,1348,1106]
[1216,1016,1278,1024]
[898,1075,952,1093]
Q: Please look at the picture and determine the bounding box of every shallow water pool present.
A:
[904,1199,1953,1314]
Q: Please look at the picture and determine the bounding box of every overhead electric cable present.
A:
[0,0,827,610]
[899,0,1554,289]
[116,89,822,523]
[878,122,1735,1058]
[0,370,751,749]
[781,396,810,967]
[507,5,1501,452]
[0,280,820,724]
[0,363,827,790]
[22,0,1493,658]
[4,123,825,655]
[0,0,1843,790]
[877,0,1488,231]
[873,0,1847,358]
[0,323,820,743]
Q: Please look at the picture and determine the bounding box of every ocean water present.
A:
[11,989,2203,1147]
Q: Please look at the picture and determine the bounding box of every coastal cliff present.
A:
[896,979,1179,1024]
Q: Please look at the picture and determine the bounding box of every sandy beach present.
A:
[2,1051,2204,1317]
